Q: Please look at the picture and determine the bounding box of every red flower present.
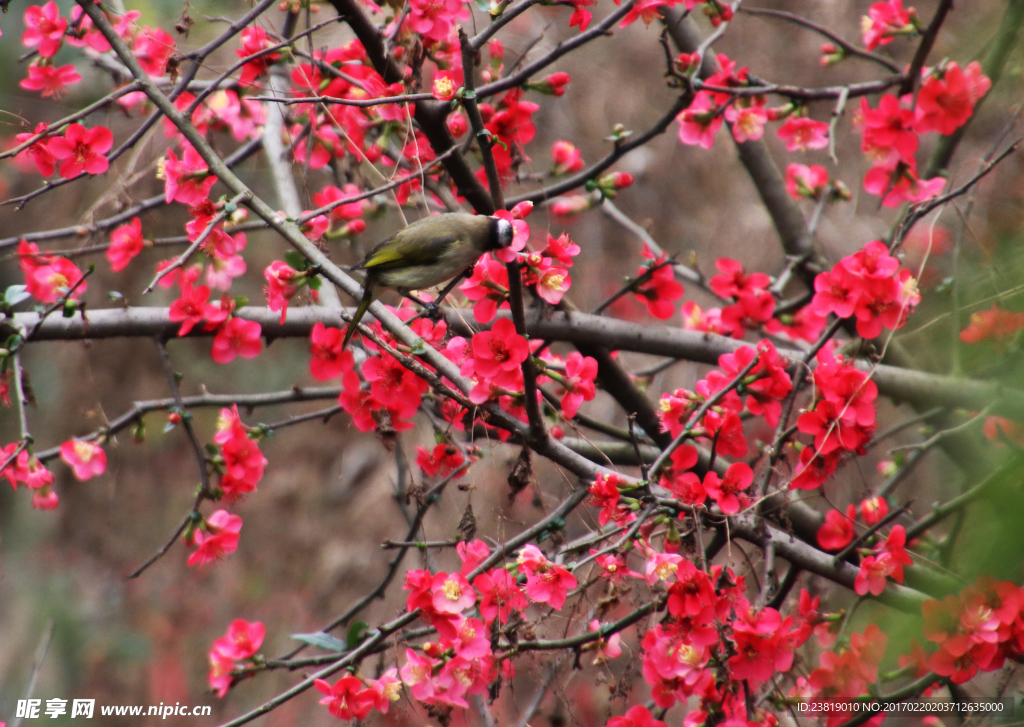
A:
[13,123,57,177]
[474,568,528,624]
[811,267,859,319]
[313,675,375,721]
[133,27,176,77]
[726,103,768,143]
[929,642,999,684]
[914,62,989,135]
[588,472,629,526]
[863,159,944,208]
[20,63,81,97]
[568,0,596,30]
[816,505,856,551]
[309,323,354,380]
[859,496,889,525]
[776,117,829,151]
[432,69,460,100]
[236,27,279,85]
[559,352,597,418]
[12,451,55,491]
[703,462,753,515]
[855,554,891,596]
[211,619,265,660]
[710,258,771,300]
[313,183,366,221]
[861,0,916,50]
[161,145,217,206]
[517,544,577,610]
[28,256,87,304]
[959,304,1024,344]
[470,318,529,388]
[263,261,300,324]
[459,255,509,323]
[23,2,68,58]
[607,705,668,727]
[785,163,829,200]
[677,91,723,149]
[59,440,106,481]
[107,217,147,272]
[416,443,466,478]
[211,318,264,363]
[874,525,913,583]
[408,0,469,42]
[634,245,684,319]
[430,571,476,614]
[218,426,267,503]
[363,352,427,421]
[541,232,580,267]
[729,612,795,686]
[447,112,469,137]
[856,94,918,165]
[169,283,211,336]
[48,124,112,179]
[536,264,572,305]
[187,510,242,567]
[551,140,585,175]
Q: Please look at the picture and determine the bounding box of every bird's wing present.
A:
[359,229,460,271]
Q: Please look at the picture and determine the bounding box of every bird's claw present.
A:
[421,301,442,320]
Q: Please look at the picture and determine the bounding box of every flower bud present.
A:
[527,71,571,96]
[675,52,700,75]
[550,194,594,217]
[447,112,468,138]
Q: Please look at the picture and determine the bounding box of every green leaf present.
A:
[346,621,369,649]
[284,251,305,269]
[306,275,322,291]
[290,632,349,652]
[234,296,249,308]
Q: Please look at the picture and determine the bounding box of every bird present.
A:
[342,212,514,348]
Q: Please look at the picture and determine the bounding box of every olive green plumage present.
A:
[342,213,514,348]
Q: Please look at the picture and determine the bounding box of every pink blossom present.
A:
[23,2,68,58]
[48,124,112,178]
[59,440,106,481]
[777,117,829,151]
[211,318,263,363]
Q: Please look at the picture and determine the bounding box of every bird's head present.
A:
[490,216,514,250]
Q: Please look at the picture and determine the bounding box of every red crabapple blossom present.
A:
[106,218,147,272]
[861,0,917,50]
[59,440,106,481]
[187,510,243,567]
[48,124,112,179]
[19,63,81,98]
[22,2,68,58]
[776,116,829,151]
[211,318,264,363]
[816,506,856,551]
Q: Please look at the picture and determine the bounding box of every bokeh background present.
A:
[1,0,1023,724]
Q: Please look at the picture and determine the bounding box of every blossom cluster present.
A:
[920,575,1024,684]
[304,539,579,717]
[792,343,879,489]
[674,29,991,209]
[657,340,793,475]
[1,437,107,510]
[207,619,265,698]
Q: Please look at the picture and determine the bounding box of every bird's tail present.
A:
[342,287,373,349]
